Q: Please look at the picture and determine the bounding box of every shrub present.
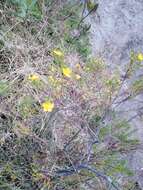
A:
[0,1,142,189]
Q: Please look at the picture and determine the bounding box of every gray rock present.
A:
[88,0,143,70]
[86,0,143,188]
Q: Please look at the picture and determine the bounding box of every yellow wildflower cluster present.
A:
[27,50,82,113]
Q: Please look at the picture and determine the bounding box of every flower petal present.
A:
[28,74,40,81]
[137,53,143,62]
[42,101,54,112]
[62,67,72,78]
[52,49,64,58]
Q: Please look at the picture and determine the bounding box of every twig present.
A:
[78,3,99,28]
[41,164,120,190]
[63,128,82,150]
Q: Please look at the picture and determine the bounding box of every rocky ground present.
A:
[87,0,143,188]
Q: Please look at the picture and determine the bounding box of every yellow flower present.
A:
[62,67,72,78]
[52,49,64,58]
[28,74,40,81]
[137,53,143,62]
[75,74,81,80]
[41,101,54,112]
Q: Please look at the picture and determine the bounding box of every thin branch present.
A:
[78,3,99,28]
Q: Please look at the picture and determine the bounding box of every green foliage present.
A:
[44,1,91,60]
[89,114,102,127]
[75,34,91,59]
[7,0,42,18]
[30,79,45,90]
[64,32,91,59]
[64,7,91,59]
[99,125,111,140]
[131,78,143,96]
[109,160,133,176]
[99,120,139,146]
[93,119,139,183]
[18,96,37,118]
[86,57,105,72]
[105,75,121,94]
[126,51,142,78]
[0,80,9,96]
[0,40,5,50]
[87,0,98,12]
[92,149,133,180]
